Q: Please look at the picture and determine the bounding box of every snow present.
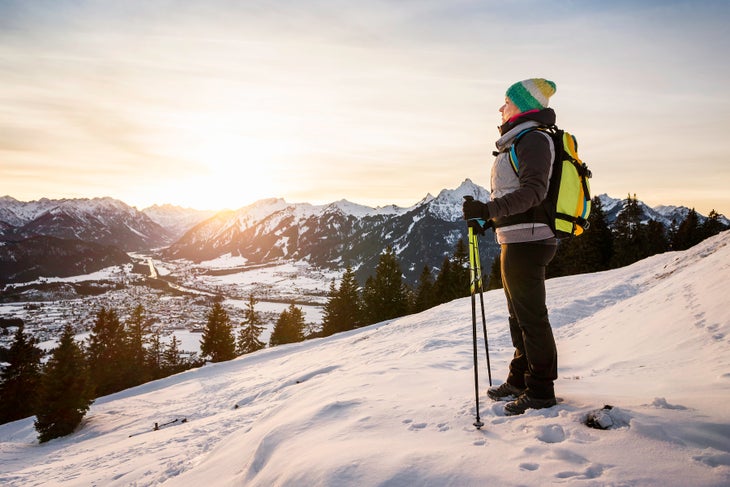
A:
[327,199,395,218]
[2,264,133,286]
[198,253,249,269]
[194,261,339,297]
[1,231,729,486]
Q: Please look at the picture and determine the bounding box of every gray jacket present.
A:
[485,110,556,244]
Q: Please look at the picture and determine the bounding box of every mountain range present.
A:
[162,181,494,283]
[1,181,727,285]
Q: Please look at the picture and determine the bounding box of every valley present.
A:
[0,253,337,355]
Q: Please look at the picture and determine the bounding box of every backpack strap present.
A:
[507,125,555,175]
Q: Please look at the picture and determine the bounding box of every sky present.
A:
[1,230,729,485]
[1,0,729,214]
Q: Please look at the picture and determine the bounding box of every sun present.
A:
[157,112,306,209]
[190,134,284,209]
[140,107,309,210]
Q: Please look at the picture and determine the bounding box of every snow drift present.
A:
[1,231,729,486]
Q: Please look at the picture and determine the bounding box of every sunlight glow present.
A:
[156,112,303,209]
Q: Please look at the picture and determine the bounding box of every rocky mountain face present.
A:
[0,197,173,250]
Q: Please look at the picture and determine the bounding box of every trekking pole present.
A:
[468,224,484,429]
[472,225,493,388]
[464,196,485,429]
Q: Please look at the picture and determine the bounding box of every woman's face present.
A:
[499,98,520,124]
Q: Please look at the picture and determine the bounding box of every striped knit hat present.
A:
[506,78,557,113]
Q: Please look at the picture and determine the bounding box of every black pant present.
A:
[501,240,558,399]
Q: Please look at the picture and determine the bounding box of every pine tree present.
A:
[270,303,305,346]
[434,256,456,304]
[667,219,680,250]
[486,255,503,290]
[362,246,408,325]
[645,219,669,256]
[0,325,43,424]
[701,210,729,240]
[161,335,186,375]
[412,265,436,313]
[86,307,129,397]
[126,304,151,386]
[200,302,236,362]
[586,196,615,271]
[360,275,378,324]
[237,294,265,354]
[452,238,470,291]
[337,266,362,328]
[672,208,703,251]
[433,238,472,304]
[321,266,362,336]
[610,194,645,268]
[146,330,163,380]
[35,324,93,443]
[321,279,339,336]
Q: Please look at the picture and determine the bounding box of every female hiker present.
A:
[462,78,559,415]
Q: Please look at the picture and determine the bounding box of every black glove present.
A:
[462,198,490,220]
[462,198,491,235]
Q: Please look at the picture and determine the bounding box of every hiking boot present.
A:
[504,393,557,416]
[487,382,525,401]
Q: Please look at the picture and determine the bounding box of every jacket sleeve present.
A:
[485,131,552,220]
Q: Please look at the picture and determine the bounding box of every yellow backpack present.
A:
[509,125,592,238]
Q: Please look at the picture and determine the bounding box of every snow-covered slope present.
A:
[2,231,729,486]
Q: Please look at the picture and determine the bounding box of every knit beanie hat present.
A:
[506,78,556,113]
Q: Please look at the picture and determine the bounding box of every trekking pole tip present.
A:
[473,420,485,429]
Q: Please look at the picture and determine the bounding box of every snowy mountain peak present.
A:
[428,178,491,222]
[325,199,378,218]
[238,198,290,222]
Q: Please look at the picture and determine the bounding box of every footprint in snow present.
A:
[537,424,566,444]
[693,452,730,468]
[649,397,688,410]
[555,463,608,480]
